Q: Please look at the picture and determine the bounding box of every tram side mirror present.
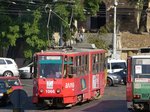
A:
[30,66,32,73]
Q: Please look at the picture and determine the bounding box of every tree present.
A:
[128,0,149,33]
[0,0,105,60]
[23,10,47,59]
[0,6,20,57]
[84,0,103,15]
[87,36,108,50]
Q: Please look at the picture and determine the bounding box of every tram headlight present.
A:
[56,89,61,94]
[39,88,44,93]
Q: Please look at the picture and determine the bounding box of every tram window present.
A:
[63,56,75,78]
[63,64,67,78]
[80,56,84,75]
[92,55,95,74]
[97,54,100,72]
[68,65,77,78]
[82,56,84,65]
[93,54,101,74]
[134,64,150,78]
[76,66,80,76]
[40,63,62,78]
[79,56,82,65]
[85,55,89,74]
[75,57,78,66]
[68,66,73,78]
[100,53,105,71]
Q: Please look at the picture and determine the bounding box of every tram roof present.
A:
[131,55,150,58]
[38,48,105,54]
[36,44,105,55]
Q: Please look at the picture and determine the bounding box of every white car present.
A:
[18,63,33,79]
[0,57,19,77]
[107,58,127,73]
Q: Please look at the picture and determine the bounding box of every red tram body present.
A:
[32,46,107,107]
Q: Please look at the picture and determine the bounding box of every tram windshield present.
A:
[38,56,62,78]
[134,58,150,78]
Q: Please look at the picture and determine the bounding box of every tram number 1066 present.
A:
[46,89,55,93]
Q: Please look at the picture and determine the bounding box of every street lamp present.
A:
[112,0,118,59]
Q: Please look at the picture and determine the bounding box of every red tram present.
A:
[32,45,107,107]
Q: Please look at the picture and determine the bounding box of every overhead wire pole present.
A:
[69,6,74,45]
[45,1,75,47]
[113,0,118,59]
[45,4,52,47]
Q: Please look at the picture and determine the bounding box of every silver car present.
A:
[107,72,122,86]
[18,63,33,79]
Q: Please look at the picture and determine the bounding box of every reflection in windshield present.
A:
[40,63,62,78]
[107,62,126,69]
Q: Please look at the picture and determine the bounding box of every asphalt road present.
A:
[0,79,129,112]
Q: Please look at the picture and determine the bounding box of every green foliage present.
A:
[0,15,13,48]
[128,0,145,9]
[0,1,105,59]
[6,25,20,46]
[51,4,69,30]
[73,0,85,20]
[87,37,108,50]
[84,0,103,15]
[24,49,32,59]
[98,22,113,34]
[23,10,47,58]
[0,24,20,47]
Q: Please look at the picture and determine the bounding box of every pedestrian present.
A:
[79,32,84,42]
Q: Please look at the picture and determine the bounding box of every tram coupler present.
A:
[44,99,53,106]
[133,104,144,110]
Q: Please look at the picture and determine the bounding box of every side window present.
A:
[100,53,105,71]
[92,54,97,74]
[6,60,13,64]
[85,55,89,74]
[64,56,76,78]
[0,59,6,65]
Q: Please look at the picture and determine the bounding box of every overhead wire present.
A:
[0,1,148,17]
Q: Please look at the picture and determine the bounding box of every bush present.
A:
[87,36,108,50]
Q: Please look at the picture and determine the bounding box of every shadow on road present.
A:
[81,100,128,112]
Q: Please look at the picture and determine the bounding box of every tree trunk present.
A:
[146,1,150,33]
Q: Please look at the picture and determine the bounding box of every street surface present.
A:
[0,79,129,112]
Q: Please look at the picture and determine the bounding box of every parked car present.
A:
[107,58,127,73]
[0,80,12,105]
[0,77,23,91]
[0,57,19,77]
[115,69,127,85]
[107,72,122,86]
[18,62,33,79]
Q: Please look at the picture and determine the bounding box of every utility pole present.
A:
[113,0,118,59]
[45,4,52,47]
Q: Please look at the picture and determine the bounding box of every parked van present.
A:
[0,57,19,77]
[107,58,127,73]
